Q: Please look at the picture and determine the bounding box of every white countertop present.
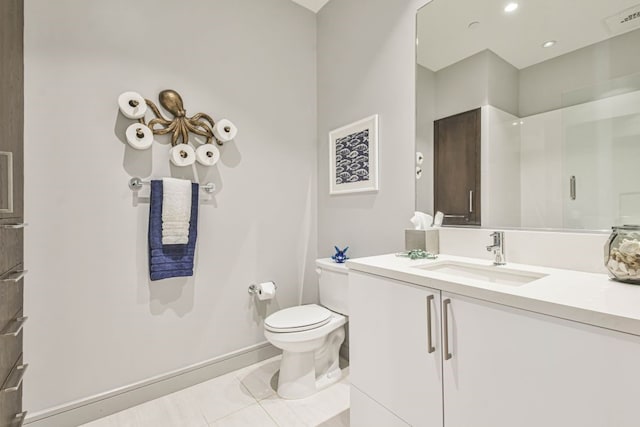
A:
[346,254,640,337]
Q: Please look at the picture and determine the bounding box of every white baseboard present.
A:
[26,342,280,427]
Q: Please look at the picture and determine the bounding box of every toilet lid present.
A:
[265,304,332,332]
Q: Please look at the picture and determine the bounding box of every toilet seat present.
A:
[265,304,332,333]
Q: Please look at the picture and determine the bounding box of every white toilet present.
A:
[264,258,348,399]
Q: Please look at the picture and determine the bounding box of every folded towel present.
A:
[149,269,194,281]
[162,236,189,245]
[151,255,194,265]
[161,178,192,244]
[149,180,199,281]
[150,248,196,257]
[151,262,195,272]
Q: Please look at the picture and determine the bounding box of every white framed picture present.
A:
[329,114,379,195]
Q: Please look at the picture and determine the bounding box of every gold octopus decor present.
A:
[132,90,223,146]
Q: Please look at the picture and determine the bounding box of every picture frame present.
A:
[329,114,379,195]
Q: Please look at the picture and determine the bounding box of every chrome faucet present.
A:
[486,231,506,265]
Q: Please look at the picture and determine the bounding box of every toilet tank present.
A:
[316,258,349,315]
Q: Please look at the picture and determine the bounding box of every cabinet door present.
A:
[434,108,480,226]
[0,0,24,220]
[442,292,640,427]
[350,272,443,427]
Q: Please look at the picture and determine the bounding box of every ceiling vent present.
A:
[605,4,640,35]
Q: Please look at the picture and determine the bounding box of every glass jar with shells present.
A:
[605,225,640,284]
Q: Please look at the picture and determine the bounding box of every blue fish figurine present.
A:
[332,246,349,263]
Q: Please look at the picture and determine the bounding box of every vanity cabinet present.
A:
[349,272,443,427]
[350,271,640,427]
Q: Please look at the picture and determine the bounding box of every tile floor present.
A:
[81,356,350,427]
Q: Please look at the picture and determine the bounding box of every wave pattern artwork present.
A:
[335,130,370,185]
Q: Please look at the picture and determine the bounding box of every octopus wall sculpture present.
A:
[118,89,237,166]
[143,90,218,146]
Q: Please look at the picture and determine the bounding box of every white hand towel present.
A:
[162,178,192,245]
[162,236,189,245]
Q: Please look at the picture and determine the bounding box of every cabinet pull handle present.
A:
[0,151,14,214]
[426,295,435,354]
[1,364,28,393]
[469,190,474,213]
[11,411,27,427]
[1,316,28,337]
[0,269,28,283]
[0,223,27,229]
[443,299,452,360]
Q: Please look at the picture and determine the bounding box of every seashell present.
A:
[354,169,369,177]
[354,143,369,152]
[619,262,629,275]
[339,148,350,156]
[355,155,368,163]
[335,167,345,174]
[338,159,351,167]
[347,163,362,172]
[347,175,360,182]
[336,178,343,184]
[619,239,640,256]
[339,171,351,179]
[336,155,343,162]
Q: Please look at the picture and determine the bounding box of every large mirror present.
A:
[416,0,640,231]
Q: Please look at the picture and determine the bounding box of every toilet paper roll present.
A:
[195,144,220,166]
[118,91,147,119]
[213,119,238,143]
[125,123,153,150]
[256,281,276,301]
[169,144,196,167]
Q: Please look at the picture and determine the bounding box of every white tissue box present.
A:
[405,229,439,254]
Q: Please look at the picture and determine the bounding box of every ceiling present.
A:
[290,0,331,13]
[418,0,640,71]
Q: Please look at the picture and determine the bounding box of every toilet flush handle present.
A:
[315,268,322,276]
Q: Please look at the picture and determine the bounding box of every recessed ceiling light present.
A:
[542,40,556,48]
[504,2,518,13]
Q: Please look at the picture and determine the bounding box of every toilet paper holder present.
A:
[118,89,238,167]
[248,281,278,295]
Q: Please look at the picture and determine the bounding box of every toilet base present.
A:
[276,326,345,399]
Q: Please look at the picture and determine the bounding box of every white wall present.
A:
[316,0,427,258]
[481,106,521,228]
[416,65,435,214]
[24,0,317,413]
[519,29,640,117]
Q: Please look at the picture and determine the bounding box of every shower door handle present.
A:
[570,176,576,200]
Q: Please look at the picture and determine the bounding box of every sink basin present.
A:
[415,261,547,286]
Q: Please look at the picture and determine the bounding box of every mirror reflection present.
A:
[416,0,640,231]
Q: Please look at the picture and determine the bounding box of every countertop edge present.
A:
[347,260,640,338]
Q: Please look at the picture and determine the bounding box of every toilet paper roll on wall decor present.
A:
[212,119,238,143]
[169,144,196,167]
[255,281,276,301]
[118,91,147,119]
[195,144,220,166]
[125,123,153,150]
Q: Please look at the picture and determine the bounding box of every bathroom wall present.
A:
[416,65,435,215]
[480,105,521,228]
[24,0,317,414]
[434,49,519,120]
[316,0,428,258]
[519,29,640,117]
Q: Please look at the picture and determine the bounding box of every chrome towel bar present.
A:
[128,177,215,194]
